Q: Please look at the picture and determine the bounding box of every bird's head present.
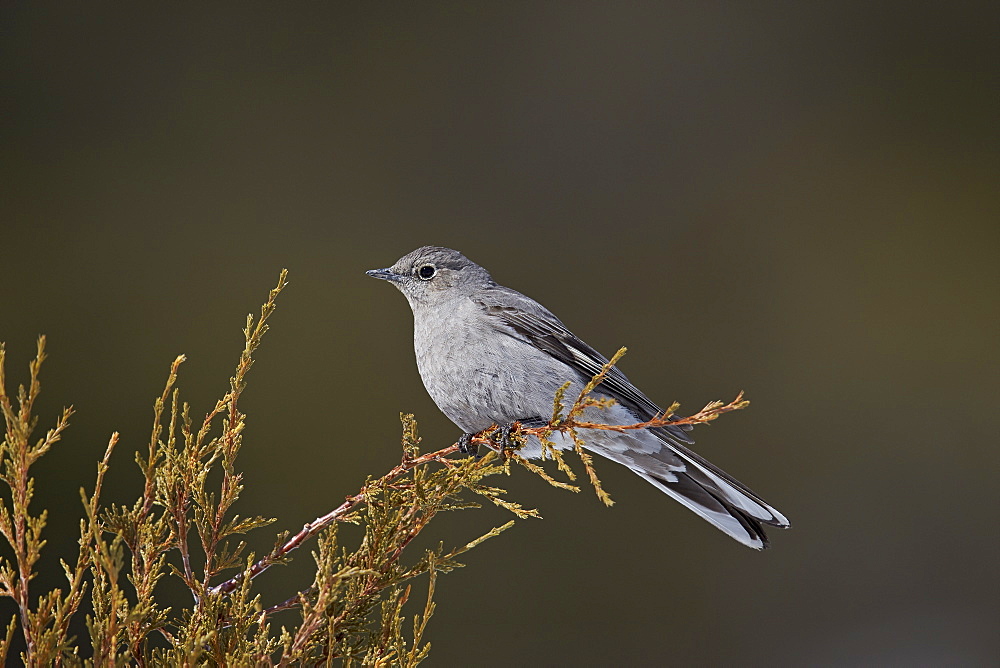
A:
[366,246,494,308]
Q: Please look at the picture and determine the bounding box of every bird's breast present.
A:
[412,306,573,433]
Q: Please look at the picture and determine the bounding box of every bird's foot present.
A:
[462,419,541,459]
[490,421,525,453]
[457,432,478,457]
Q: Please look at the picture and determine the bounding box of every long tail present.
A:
[641,427,789,549]
[590,422,790,549]
[632,470,785,550]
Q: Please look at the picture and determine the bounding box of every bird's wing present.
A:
[473,286,692,442]
[474,286,789,545]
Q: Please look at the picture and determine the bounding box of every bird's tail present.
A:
[647,431,789,549]
[593,426,789,549]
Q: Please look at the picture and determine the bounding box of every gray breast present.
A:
[413,299,579,432]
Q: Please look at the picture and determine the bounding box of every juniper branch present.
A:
[208,443,464,597]
[498,348,749,504]
[0,337,75,664]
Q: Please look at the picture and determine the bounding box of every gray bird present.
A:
[367,246,789,549]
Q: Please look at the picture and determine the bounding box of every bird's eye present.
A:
[417,264,437,280]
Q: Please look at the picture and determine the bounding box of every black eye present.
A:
[417,264,437,280]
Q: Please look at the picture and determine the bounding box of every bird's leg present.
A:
[458,422,524,459]
[457,432,478,457]
[461,418,545,458]
[492,422,519,451]
[490,417,545,452]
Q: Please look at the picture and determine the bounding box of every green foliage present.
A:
[0,270,748,665]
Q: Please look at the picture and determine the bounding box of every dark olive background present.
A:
[2,2,997,665]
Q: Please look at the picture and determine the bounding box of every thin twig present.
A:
[533,391,749,435]
[208,445,460,597]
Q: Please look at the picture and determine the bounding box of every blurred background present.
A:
[2,2,997,665]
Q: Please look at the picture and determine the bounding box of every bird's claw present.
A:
[457,432,478,457]
[491,422,522,452]
[459,420,535,459]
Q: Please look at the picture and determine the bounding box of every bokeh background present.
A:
[3,2,997,665]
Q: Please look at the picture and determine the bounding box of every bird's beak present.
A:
[366,267,404,283]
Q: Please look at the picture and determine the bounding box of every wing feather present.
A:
[474,286,693,443]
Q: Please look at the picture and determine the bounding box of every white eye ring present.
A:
[416,264,437,280]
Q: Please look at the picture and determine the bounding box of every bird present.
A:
[367,246,789,549]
